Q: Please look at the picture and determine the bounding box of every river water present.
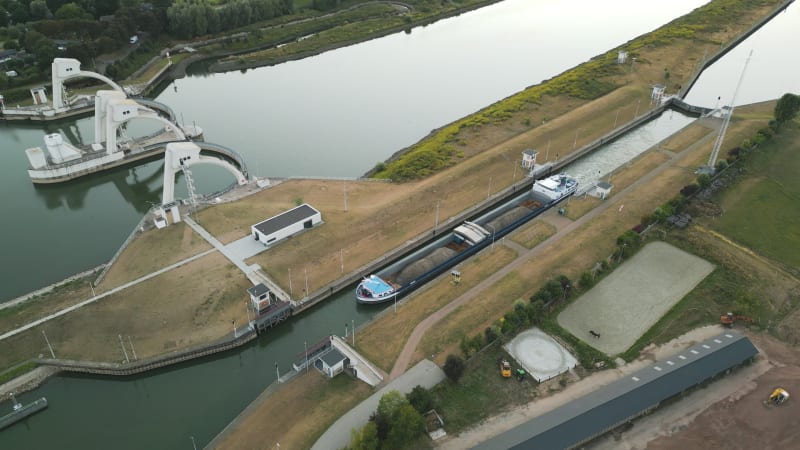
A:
[3,0,799,448]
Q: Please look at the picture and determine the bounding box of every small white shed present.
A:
[521,149,538,169]
[594,181,613,199]
[319,348,349,378]
[251,203,322,246]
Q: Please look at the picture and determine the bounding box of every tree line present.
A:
[166,0,293,39]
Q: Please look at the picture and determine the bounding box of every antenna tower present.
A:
[707,50,752,172]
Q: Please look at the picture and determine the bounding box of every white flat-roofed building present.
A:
[251,203,322,246]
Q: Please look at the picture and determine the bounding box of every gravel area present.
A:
[557,241,714,355]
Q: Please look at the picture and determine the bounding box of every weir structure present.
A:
[157,142,248,225]
[24,88,200,184]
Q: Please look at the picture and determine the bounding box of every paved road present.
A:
[388,122,720,380]
[310,359,445,450]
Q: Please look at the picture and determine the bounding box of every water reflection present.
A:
[32,163,165,213]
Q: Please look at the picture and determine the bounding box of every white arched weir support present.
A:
[52,58,125,109]
[160,142,248,224]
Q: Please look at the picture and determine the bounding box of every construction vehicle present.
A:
[500,360,512,378]
[515,368,527,381]
[720,312,753,328]
[767,388,790,406]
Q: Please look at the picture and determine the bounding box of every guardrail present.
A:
[34,329,256,376]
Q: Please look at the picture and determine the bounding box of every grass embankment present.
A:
[213,370,372,450]
[0,253,249,369]
[97,222,211,291]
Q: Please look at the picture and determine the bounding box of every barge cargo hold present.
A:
[355,174,578,305]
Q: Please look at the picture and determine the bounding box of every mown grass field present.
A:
[715,121,800,271]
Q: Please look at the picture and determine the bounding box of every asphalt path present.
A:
[310,359,445,450]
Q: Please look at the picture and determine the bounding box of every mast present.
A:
[706,50,753,172]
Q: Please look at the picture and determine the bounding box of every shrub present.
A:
[443,354,465,382]
[484,325,500,343]
[680,183,699,197]
[696,173,712,189]
[579,271,594,290]
[406,385,435,415]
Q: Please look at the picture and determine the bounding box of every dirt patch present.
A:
[592,332,800,450]
[557,242,714,355]
[510,220,558,249]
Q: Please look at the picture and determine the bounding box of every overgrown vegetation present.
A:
[0,361,37,385]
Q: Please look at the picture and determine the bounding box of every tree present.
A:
[384,402,425,449]
[443,354,465,382]
[406,385,434,414]
[29,0,52,20]
[774,93,800,126]
[55,2,92,20]
[349,421,379,450]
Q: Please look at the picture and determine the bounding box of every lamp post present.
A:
[42,330,56,359]
[304,340,308,373]
[190,436,197,450]
[434,200,440,231]
[487,176,492,198]
[288,268,293,296]
[487,224,496,251]
[304,267,309,298]
[340,249,344,273]
[352,319,355,347]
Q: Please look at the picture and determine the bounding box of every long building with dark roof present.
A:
[474,331,758,450]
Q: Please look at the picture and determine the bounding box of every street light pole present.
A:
[288,268,293,296]
[305,341,308,373]
[352,319,355,347]
[190,436,197,450]
[42,330,56,359]
[340,249,344,273]
[304,267,309,298]
[118,334,130,363]
[434,200,440,231]
[487,224,496,251]
[487,176,492,198]
[128,336,138,361]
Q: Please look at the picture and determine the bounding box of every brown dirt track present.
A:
[645,333,800,450]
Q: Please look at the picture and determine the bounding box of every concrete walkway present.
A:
[388,126,718,380]
[310,359,445,450]
[183,217,251,274]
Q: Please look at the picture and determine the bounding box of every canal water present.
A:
[2,0,799,448]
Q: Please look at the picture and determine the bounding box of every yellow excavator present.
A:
[767,388,790,406]
[500,360,512,378]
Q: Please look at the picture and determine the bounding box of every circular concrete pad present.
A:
[504,328,577,382]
